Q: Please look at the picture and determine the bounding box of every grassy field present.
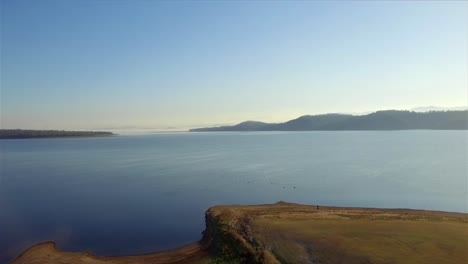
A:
[253,216,467,264]
[207,202,468,264]
[12,202,468,264]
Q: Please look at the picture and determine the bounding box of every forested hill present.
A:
[0,129,115,139]
[190,110,468,131]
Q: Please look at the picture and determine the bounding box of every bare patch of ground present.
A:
[11,242,209,264]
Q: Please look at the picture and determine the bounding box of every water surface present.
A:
[1,131,466,262]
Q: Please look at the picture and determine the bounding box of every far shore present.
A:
[0,129,116,139]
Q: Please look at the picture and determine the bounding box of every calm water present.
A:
[1,131,467,262]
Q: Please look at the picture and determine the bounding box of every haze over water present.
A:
[1,131,466,262]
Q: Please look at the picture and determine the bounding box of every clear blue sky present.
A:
[1,0,467,130]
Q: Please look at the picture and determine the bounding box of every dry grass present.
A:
[211,202,468,264]
[11,202,468,264]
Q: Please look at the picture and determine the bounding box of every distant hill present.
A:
[0,129,115,139]
[190,110,468,131]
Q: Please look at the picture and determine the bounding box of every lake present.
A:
[1,131,466,263]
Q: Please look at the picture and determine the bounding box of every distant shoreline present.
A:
[0,129,116,139]
[190,110,468,132]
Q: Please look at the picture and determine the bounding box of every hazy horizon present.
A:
[2,105,467,133]
[1,1,467,130]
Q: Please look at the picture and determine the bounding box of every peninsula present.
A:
[0,129,115,139]
[12,202,468,264]
[190,110,468,131]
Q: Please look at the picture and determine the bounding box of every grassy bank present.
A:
[12,202,468,264]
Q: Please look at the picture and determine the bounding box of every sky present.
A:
[1,0,467,131]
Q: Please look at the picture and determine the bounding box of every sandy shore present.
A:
[11,241,208,264]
